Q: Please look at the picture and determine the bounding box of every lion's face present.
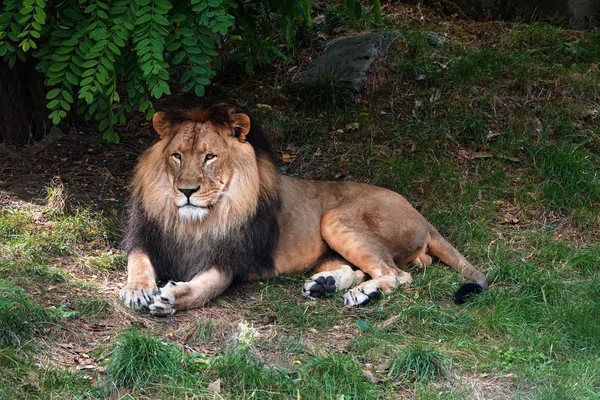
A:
[151,111,253,222]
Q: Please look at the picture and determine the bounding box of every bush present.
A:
[0,0,311,142]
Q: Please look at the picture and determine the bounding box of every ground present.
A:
[1,3,600,399]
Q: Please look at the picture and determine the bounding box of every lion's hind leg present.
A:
[320,209,413,307]
[302,260,366,299]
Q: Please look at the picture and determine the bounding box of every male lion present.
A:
[121,94,488,316]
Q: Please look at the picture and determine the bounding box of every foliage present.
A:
[0,0,311,143]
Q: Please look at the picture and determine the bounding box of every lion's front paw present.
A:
[121,286,156,310]
[343,286,382,307]
[149,292,175,317]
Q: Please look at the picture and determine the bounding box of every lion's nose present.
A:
[178,187,200,199]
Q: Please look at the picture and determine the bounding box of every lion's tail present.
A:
[427,231,488,304]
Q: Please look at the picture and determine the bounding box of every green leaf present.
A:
[48,62,68,72]
[46,88,61,99]
[50,53,70,62]
[136,14,151,25]
[65,72,78,85]
[356,320,371,331]
[47,99,60,109]
[60,100,71,111]
[62,90,73,103]
[152,14,169,26]
[82,60,96,68]
[166,42,181,51]
[98,117,110,131]
[80,76,94,87]
[50,111,61,124]
[172,51,185,64]
[102,129,120,144]
[107,42,121,55]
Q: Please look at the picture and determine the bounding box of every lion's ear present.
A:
[152,111,171,137]
[231,113,251,142]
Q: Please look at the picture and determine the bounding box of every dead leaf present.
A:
[500,155,520,163]
[377,314,400,329]
[280,154,294,163]
[345,122,360,130]
[455,149,471,161]
[256,103,273,111]
[496,213,519,225]
[471,151,493,159]
[486,130,501,141]
[361,369,380,383]
[376,361,390,373]
[429,89,442,103]
[582,109,598,121]
[77,364,97,370]
[208,379,221,393]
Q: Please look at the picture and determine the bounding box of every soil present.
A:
[0,117,156,209]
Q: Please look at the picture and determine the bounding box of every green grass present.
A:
[77,298,114,321]
[389,344,448,383]
[534,141,600,209]
[105,328,185,388]
[0,279,53,347]
[287,71,356,111]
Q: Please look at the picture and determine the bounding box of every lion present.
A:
[120,94,488,316]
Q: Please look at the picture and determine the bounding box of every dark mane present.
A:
[157,90,277,163]
[122,194,280,283]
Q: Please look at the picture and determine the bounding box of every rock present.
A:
[295,31,401,92]
[423,31,448,46]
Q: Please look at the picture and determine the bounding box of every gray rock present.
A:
[296,31,401,92]
[423,31,448,46]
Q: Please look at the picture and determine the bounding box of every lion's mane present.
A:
[122,93,281,283]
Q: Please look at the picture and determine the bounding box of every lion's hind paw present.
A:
[343,286,382,307]
[303,275,337,299]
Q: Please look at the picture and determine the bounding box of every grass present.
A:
[1,4,600,399]
[287,71,356,111]
[105,328,185,388]
[389,344,448,383]
[0,279,53,347]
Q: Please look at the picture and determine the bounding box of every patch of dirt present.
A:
[448,370,520,400]
[0,119,155,208]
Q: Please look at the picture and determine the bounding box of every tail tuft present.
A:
[454,282,483,304]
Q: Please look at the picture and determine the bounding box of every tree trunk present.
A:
[0,59,50,144]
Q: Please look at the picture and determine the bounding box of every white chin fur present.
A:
[178,206,209,221]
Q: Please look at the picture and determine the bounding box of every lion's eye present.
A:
[205,153,216,161]
[172,153,182,160]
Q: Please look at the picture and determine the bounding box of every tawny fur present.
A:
[121,99,487,315]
